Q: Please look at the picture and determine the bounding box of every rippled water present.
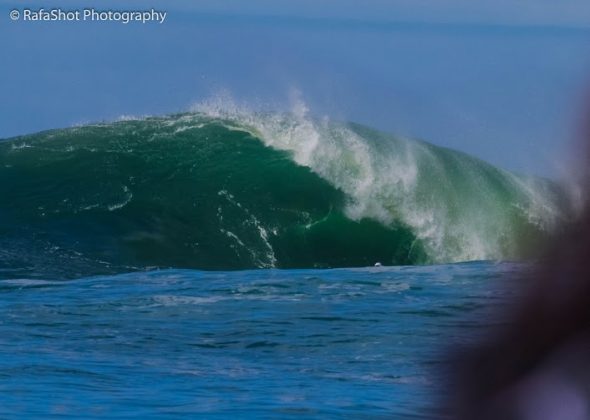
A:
[0,262,523,418]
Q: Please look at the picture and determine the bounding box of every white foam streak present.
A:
[193,93,566,263]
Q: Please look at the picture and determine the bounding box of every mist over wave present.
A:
[193,96,567,260]
[0,98,568,279]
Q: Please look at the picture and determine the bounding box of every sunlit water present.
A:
[0,262,523,418]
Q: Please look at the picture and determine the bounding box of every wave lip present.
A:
[0,110,567,279]
[195,101,566,262]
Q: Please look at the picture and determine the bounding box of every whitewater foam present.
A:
[193,95,566,263]
[0,102,569,273]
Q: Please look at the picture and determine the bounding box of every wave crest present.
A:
[0,103,568,278]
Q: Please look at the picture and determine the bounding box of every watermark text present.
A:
[10,8,167,24]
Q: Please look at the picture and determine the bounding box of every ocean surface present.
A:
[0,108,559,417]
[0,108,566,279]
[0,262,524,418]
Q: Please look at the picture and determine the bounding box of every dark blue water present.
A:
[0,262,522,418]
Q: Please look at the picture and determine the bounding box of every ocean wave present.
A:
[0,104,568,279]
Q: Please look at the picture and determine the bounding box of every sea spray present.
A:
[193,96,566,262]
[0,108,567,279]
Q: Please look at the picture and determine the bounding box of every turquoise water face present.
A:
[0,113,564,278]
[0,262,522,418]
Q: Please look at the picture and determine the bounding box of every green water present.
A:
[0,112,565,279]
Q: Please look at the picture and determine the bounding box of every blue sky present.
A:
[1,0,590,176]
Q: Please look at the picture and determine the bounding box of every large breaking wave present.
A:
[0,103,568,279]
